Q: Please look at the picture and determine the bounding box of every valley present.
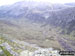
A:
[0,1,75,56]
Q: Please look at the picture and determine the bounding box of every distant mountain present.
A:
[0,1,75,34]
[65,2,75,6]
[0,1,69,18]
[0,1,75,33]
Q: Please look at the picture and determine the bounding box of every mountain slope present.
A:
[0,1,75,51]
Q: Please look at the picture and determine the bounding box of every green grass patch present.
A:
[0,46,13,56]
